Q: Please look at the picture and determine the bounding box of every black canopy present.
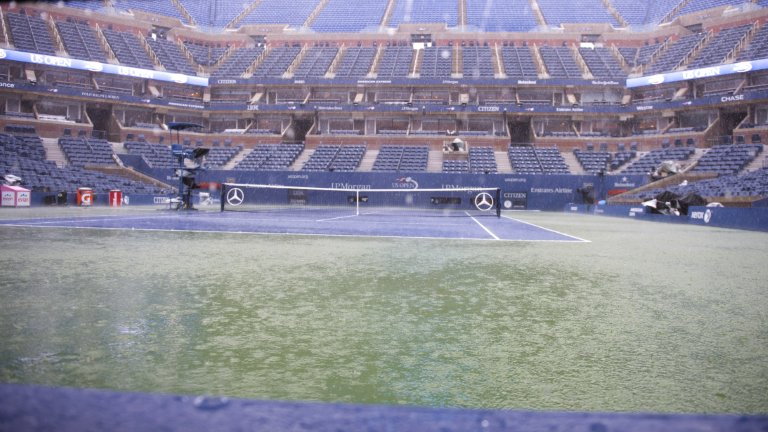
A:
[646,191,708,216]
[167,122,203,131]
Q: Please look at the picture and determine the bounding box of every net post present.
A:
[496,188,501,218]
[220,183,226,212]
[356,190,360,216]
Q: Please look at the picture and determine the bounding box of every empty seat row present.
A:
[56,21,107,62]
[372,145,429,172]
[145,37,196,75]
[539,46,582,79]
[301,145,366,172]
[59,136,116,167]
[211,47,264,78]
[691,144,762,175]
[508,145,570,174]
[621,147,695,174]
[235,143,304,170]
[103,28,155,69]
[7,12,56,55]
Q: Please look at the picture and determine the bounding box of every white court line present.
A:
[6,214,181,225]
[465,211,500,241]
[316,213,360,222]
[316,211,386,222]
[502,214,591,243]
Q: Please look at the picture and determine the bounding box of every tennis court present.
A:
[1,206,767,414]
[0,207,588,242]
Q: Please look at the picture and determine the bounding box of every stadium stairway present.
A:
[41,137,68,168]
[427,150,443,172]
[560,151,586,174]
[682,148,708,173]
[290,148,314,170]
[87,165,174,191]
[743,145,768,171]
[608,150,643,174]
[494,151,514,173]
[357,149,378,171]
[222,147,250,170]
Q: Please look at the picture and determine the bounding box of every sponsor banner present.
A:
[626,58,768,88]
[15,190,31,207]
[0,48,208,87]
[3,77,767,114]
[503,191,527,209]
[211,90,768,113]
[212,101,630,114]
[593,204,768,232]
[0,80,205,110]
[212,76,624,87]
[1,190,15,206]
[605,175,646,189]
[630,89,768,113]
[2,73,766,117]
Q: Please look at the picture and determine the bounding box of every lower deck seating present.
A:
[621,147,695,174]
[468,147,498,174]
[691,144,762,175]
[508,145,570,174]
[574,150,611,174]
[301,145,366,172]
[124,140,178,168]
[0,132,167,194]
[574,150,636,174]
[442,160,469,173]
[631,168,768,200]
[235,144,304,171]
[204,146,241,168]
[59,137,116,167]
[372,145,428,172]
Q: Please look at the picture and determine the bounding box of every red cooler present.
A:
[77,187,93,206]
[109,189,123,207]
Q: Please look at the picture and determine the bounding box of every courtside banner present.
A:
[0,48,208,87]
[626,58,768,88]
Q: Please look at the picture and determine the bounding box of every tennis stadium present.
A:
[0,0,767,430]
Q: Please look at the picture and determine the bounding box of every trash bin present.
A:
[76,187,93,206]
[56,191,68,206]
[109,190,123,207]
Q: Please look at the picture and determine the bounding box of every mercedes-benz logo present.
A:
[226,187,244,206]
[474,192,494,211]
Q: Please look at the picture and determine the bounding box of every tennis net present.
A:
[220,183,501,218]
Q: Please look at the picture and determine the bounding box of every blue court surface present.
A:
[0,209,589,242]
